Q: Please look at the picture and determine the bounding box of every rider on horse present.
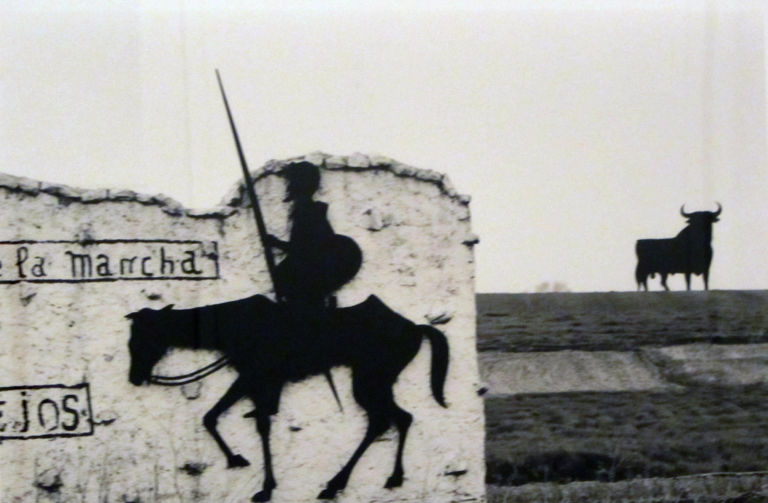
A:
[266,161,362,335]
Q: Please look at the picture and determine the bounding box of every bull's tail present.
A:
[417,324,449,407]
[635,241,644,290]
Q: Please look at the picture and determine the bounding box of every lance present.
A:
[216,69,283,301]
[215,70,343,412]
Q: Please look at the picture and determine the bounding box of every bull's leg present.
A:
[685,273,691,290]
[385,402,413,489]
[319,373,393,500]
[703,270,709,290]
[660,273,669,291]
[203,378,250,468]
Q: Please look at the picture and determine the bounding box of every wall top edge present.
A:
[0,152,471,220]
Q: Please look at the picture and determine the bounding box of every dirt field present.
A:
[479,291,768,502]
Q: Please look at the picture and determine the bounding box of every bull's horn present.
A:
[680,204,693,218]
[713,202,722,217]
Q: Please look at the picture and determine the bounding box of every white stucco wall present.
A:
[0,153,484,503]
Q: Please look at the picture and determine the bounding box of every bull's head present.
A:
[680,202,722,224]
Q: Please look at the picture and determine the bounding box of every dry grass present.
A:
[486,385,768,486]
[478,291,768,353]
[487,473,768,503]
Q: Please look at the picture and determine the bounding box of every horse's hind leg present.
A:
[318,414,390,499]
[384,402,412,489]
[318,375,393,500]
[203,377,249,468]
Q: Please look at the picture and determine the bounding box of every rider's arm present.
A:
[265,234,289,251]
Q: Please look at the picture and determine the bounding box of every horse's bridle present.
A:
[149,356,229,386]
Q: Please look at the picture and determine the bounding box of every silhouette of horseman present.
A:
[215,70,361,405]
[240,161,362,420]
[266,161,362,332]
[125,160,450,501]
[124,73,449,502]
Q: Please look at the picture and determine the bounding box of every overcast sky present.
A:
[1,1,766,293]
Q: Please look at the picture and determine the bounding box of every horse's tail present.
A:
[417,324,449,408]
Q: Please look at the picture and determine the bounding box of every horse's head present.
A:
[125,305,174,385]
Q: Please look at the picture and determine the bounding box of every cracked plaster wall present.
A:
[0,153,484,503]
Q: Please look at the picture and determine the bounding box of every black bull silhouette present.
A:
[126,294,449,501]
[635,203,722,291]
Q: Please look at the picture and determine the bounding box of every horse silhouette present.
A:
[126,294,449,501]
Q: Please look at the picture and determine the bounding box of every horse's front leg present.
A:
[203,377,250,468]
[245,387,281,502]
[245,410,277,502]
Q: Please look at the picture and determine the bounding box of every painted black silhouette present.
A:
[126,294,449,501]
[269,161,362,315]
[128,72,448,501]
[635,203,722,291]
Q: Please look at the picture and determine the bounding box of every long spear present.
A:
[215,70,343,412]
[216,69,283,300]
